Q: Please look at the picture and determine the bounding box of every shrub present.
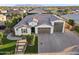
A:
[21,34,36,46]
[75,26,79,33]
[67,19,75,26]
[0,32,3,44]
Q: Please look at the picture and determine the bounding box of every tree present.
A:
[11,16,21,27]
[5,20,12,28]
[22,13,27,18]
[68,19,75,26]
[0,32,3,44]
[64,9,71,14]
[57,9,63,15]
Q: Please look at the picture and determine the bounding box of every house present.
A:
[14,14,65,36]
[0,9,7,14]
[0,14,6,22]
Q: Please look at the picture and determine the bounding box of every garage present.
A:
[38,28,50,34]
[54,22,64,32]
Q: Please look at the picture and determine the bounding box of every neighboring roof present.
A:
[61,14,79,24]
[70,8,79,11]
[14,14,60,28]
[61,14,79,20]
[28,8,48,14]
[7,9,24,14]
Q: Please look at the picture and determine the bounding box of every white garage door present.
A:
[54,22,63,32]
[38,28,50,34]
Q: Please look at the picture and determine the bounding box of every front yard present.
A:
[25,36,38,54]
[0,32,38,55]
[0,34,16,55]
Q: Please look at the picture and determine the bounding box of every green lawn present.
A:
[25,36,38,54]
[0,34,16,55]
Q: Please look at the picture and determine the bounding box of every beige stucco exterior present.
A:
[14,26,31,36]
[0,14,6,22]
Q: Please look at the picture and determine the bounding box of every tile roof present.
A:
[14,14,59,28]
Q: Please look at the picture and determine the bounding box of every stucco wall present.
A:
[0,15,6,22]
[14,26,31,36]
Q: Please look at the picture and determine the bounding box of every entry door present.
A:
[31,27,35,33]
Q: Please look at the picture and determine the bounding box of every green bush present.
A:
[67,19,75,26]
[75,26,79,33]
[25,36,38,54]
[31,35,35,46]
[22,34,35,46]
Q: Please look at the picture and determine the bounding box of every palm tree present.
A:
[0,32,3,44]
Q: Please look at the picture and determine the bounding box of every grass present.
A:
[0,34,16,55]
[0,42,16,49]
[75,26,79,33]
[25,36,38,54]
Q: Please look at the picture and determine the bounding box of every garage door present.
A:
[54,22,63,32]
[38,28,50,34]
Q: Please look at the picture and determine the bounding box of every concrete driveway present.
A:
[38,31,79,54]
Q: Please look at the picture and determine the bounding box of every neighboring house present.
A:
[70,8,79,11]
[70,8,79,14]
[0,14,6,22]
[7,9,27,15]
[14,14,65,36]
[61,14,79,25]
[0,9,7,14]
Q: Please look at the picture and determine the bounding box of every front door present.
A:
[31,27,35,33]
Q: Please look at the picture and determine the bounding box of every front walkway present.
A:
[15,39,27,54]
[38,31,79,54]
[7,33,22,40]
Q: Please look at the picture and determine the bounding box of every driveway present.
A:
[38,31,79,54]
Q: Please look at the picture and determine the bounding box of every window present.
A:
[21,29,27,33]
